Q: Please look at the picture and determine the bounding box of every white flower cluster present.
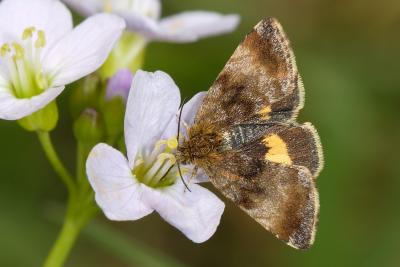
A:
[0,0,240,243]
[0,0,125,120]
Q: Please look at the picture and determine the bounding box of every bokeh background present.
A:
[1,0,400,266]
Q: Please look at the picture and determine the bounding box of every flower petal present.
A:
[156,12,240,43]
[86,143,153,221]
[0,0,72,48]
[125,70,181,167]
[162,91,205,140]
[62,0,103,17]
[42,13,125,86]
[110,0,161,35]
[115,0,161,20]
[144,180,225,243]
[181,91,206,125]
[0,86,64,120]
[117,10,160,37]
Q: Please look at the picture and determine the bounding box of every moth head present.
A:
[177,122,222,166]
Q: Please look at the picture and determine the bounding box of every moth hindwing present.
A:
[178,17,323,249]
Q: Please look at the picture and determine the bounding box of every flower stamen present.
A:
[22,27,36,40]
[166,137,178,150]
[1,44,11,57]
[12,43,25,60]
[103,0,113,12]
[133,137,180,188]
[0,27,49,98]
[35,30,46,48]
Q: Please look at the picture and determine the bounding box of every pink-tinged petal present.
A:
[124,70,180,167]
[0,86,64,120]
[42,13,125,86]
[0,0,72,48]
[144,180,224,243]
[156,12,240,43]
[86,143,153,221]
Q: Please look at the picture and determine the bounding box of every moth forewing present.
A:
[177,17,323,249]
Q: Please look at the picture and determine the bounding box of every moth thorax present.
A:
[177,124,221,165]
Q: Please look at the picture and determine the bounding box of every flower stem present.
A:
[76,142,89,187]
[37,131,76,195]
[43,208,81,267]
[38,132,98,267]
[43,199,98,267]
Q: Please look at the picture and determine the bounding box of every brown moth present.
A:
[176,18,323,249]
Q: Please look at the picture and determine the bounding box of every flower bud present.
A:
[105,69,133,102]
[73,108,104,145]
[18,101,58,131]
[70,74,102,119]
[100,69,133,144]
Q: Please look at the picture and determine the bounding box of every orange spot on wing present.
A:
[263,134,292,165]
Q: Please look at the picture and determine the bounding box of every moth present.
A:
[177,18,323,249]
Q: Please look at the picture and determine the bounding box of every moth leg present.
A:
[183,121,190,133]
[178,121,190,143]
[185,166,199,193]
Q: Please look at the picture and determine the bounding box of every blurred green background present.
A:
[1,0,400,266]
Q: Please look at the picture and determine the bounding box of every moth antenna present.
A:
[178,162,191,192]
[177,97,187,142]
[159,164,175,182]
[177,97,191,192]
[158,164,191,193]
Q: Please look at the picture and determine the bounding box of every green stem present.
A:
[39,133,98,267]
[76,141,94,200]
[43,200,98,267]
[43,208,81,267]
[76,142,87,186]
[37,131,76,195]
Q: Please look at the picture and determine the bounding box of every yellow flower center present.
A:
[0,27,49,98]
[102,0,113,12]
[133,137,187,188]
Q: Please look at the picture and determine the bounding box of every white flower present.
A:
[0,0,125,120]
[86,70,224,243]
[63,0,240,43]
